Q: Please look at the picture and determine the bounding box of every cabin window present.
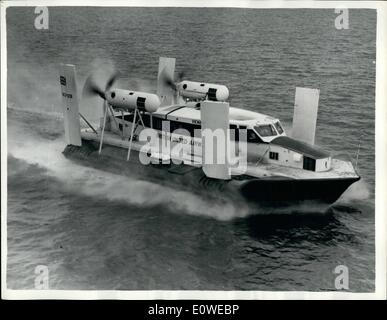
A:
[123,113,135,122]
[274,121,284,134]
[193,123,201,137]
[60,76,66,85]
[170,120,200,137]
[255,125,277,137]
[121,113,152,128]
[269,151,279,160]
[169,120,177,132]
[153,117,163,131]
[247,129,261,143]
[303,156,316,171]
[141,114,151,128]
[230,124,239,141]
[170,120,186,133]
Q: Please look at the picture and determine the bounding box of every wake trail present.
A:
[7,111,250,221]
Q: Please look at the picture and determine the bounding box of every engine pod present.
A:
[106,89,161,113]
[178,81,229,101]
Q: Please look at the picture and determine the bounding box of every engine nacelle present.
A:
[106,89,161,113]
[177,81,229,102]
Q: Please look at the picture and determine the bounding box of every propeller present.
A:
[160,69,185,91]
[83,70,120,100]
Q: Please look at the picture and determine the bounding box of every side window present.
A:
[171,121,183,134]
[269,151,279,160]
[171,121,193,137]
[153,116,163,131]
[141,114,151,128]
[184,123,194,137]
[169,120,177,132]
[230,124,239,141]
[247,129,260,143]
[303,156,316,171]
[274,121,284,134]
[123,113,134,122]
[192,123,201,138]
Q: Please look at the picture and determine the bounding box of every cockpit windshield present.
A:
[254,124,277,137]
[274,121,284,134]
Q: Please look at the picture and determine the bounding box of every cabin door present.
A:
[303,156,316,171]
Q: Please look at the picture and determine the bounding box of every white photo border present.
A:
[1,0,386,300]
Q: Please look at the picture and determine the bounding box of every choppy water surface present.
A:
[7,8,375,291]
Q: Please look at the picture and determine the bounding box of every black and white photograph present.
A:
[1,0,386,300]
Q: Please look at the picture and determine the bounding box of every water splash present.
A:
[339,179,371,203]
[7,110,250,221]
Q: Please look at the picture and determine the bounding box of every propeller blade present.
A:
[176,71,185,83]
[160,69,186,92]
[105,71,120,91]
[160,69,177,91]
[83,69,119,100]
[82,73,106,100]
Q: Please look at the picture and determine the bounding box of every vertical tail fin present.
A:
[292,87,320,145]
[157,57,176,106]
[201,100,230,180]
[59,64,81,146]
